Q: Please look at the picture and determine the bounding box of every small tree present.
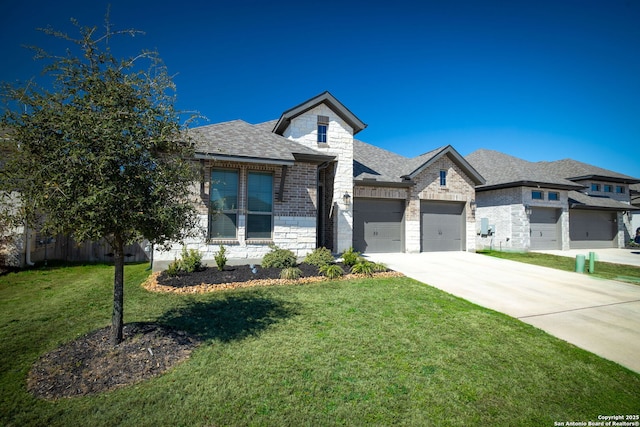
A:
[0,16,199,345]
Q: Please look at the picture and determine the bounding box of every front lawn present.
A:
[1,264,639,426]
[478,250,640,285]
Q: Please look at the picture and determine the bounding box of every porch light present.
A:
[470,199,476,216]
[343,192,351,206]
[524,204,533,216]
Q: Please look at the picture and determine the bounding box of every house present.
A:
[155,91,484,262]
[466,149,639,251]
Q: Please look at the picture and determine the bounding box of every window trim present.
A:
[603,184,613,193]
[531,190,544,200]
[439,170,447,187]
[246,170,274,240]
[548,191,559,201]
[616,185,625,194]
[209,168,240,239]
[317,115,329,144]
[591,183,601,192]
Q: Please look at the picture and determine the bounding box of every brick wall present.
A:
[154,159,319,262]
[406,155,477,252]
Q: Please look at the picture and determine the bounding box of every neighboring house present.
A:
[630,183,640,238]
[466,149,639,251]
[155,91,484,261]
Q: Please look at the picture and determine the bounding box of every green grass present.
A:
[1,264,639,426]
[478,250,640,285]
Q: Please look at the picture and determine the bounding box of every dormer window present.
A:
[317,115,329,143]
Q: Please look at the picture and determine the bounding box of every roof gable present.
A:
[404,145,485,185]
[273,91,367,136]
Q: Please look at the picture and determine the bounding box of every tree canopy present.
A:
[1,16,200,344]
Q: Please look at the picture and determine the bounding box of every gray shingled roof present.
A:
[190,120,329,164]
[353,139,412,183]
[568,191,633,210]
[543,159,640,183]
[465,149,584,190]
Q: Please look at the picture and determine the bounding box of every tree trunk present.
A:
[111,234,125,346]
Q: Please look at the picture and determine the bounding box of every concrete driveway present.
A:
[366,251,640,373]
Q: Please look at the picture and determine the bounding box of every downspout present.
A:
[24,225,35,267]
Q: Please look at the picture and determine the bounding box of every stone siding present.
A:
[283,104,354,252]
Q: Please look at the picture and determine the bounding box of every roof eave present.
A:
[273,91,367,136]
[292,152,336,163]
[567,175,640,184]
[477,181,585,192]
[194,152,294,166]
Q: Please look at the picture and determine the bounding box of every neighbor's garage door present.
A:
[353,198,404,253]
[530,207,561,250]
[421,201,465,251]
[570,210,617,249]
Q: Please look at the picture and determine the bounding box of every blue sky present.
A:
[1,0,639,177]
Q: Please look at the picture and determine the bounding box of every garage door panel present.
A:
[570,210,616,249]
[353,199,404,253]
[530,208,561,250]
[421,201,464,252]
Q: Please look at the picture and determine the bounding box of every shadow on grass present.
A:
[157,294,299,343]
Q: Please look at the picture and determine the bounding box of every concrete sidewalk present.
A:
[533,248,640,267]
[366,251,640,373]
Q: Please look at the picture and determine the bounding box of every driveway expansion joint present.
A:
[517,299,640,320]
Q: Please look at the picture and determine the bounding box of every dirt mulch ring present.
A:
[143,263,404,294]
[28,323,199,400]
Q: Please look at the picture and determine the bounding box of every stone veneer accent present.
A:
[154,159,319,261]
[282,104,354,252]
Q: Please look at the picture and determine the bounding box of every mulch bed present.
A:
[143,263,404,294]
[28,323,199,400]
[28,262,403,400]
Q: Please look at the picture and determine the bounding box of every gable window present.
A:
[604,184,612,192]
[317,115,329,143]
[548,192,559,201]
[591,183,601,192]
[210,169,239,238]
[531,190,543,200]
[616,185,625,194]
[439,170,447,186]
[246,171,273,239]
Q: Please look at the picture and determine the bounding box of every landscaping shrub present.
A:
[166,248,204,275]
[341,247,360,266]
[214,245,227,270]
[262,244,297,269]
[280,267,303,280]
[351,260,375,276]
[320,263,344,279]
[304,247,334,267]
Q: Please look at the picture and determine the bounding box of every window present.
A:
[548,192,559,201]
[604,184,612,192]
[532,191,543,200]
[317,115,329,143]
[616,186,625,194]
[210,169,239,238]
[591,183,601,192]
[246,171,273,239]
[439,170,447,186]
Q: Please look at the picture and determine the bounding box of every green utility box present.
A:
[575,254,586,273]
[588,252,596,273]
